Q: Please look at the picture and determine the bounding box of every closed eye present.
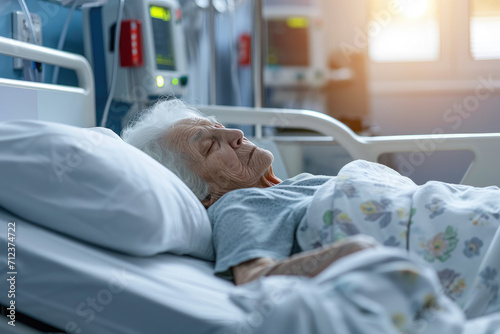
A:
[206,141,215,155]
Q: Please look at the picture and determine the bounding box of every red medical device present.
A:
[120,19,144,67]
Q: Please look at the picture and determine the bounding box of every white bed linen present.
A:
[0,208,243,334]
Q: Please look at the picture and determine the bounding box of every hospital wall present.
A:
[371,92,500,136]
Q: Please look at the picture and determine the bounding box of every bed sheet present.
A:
[0,207,244,334]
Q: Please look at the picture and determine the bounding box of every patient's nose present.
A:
[225,129,244,149]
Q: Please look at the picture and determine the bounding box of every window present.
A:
[470,0,500,60]
[369,0,440,63]
[368,0,500,85]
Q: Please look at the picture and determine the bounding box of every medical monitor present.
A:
[263,6,326,88]
[149,5,176,71]
[84,0,188,103]
[267,18,310,67]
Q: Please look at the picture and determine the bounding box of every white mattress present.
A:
[0,208,244,333]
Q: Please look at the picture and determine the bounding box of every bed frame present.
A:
[1,36,500,188]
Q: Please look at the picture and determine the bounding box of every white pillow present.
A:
[0,120,214,260]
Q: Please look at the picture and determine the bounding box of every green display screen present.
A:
[150,5,176,71]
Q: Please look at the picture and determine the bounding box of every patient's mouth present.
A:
[248,147,256,165]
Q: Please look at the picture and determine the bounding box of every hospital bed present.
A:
[1,36,500,333]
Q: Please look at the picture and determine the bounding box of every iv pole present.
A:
[208,0,265,126]
[252,0,264,138]
[209,0,217,105]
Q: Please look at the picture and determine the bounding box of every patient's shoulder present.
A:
[212,185,277,206]
[282,173,333,186]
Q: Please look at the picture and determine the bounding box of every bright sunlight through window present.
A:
[369,0,440,63]
[470,0,500,60]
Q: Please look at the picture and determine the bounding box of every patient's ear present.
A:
[201,193,220,208]
[201,194,212,209]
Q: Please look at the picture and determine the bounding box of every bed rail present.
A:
[200,105,500,187]
[0,36,95,127]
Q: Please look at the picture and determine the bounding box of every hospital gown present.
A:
[208,173,331,277]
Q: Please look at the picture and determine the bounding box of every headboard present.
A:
[0,36,95,127]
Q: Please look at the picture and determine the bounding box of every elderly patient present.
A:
[122,99,378,285]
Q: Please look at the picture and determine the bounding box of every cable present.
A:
[100,0,125,127]
[227,0,242,106]
[17,0,37,54]
[17,0,40,82]
[52,0,80,84]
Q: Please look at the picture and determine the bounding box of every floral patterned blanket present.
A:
[298,160,500,319]
[232,248,485,334]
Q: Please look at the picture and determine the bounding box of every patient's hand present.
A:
[232,235,379,285]
[264,235,379,277]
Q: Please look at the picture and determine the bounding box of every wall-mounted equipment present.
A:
[83,0,188,103]
[12,11,43,70]
[263,3,327,88]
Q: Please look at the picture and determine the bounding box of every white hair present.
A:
[121,99,213,201]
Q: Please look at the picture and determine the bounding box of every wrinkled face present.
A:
[165,118,274,201]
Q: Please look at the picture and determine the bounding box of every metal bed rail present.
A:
[0,36,95,127]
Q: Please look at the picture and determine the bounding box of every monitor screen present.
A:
[267,18,310,67]
[150,5,176,71]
